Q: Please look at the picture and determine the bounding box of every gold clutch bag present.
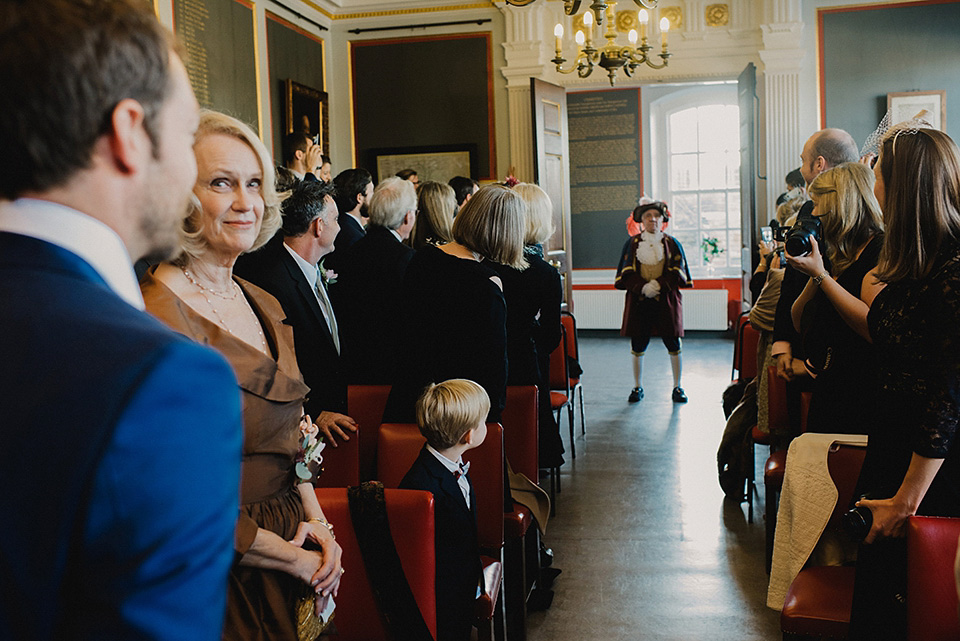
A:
[296,593,335,641]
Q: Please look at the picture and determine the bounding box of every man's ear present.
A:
[404,211,415,227]
[460,429,474,446]
[311,216,324,238]
[107,99,150,175]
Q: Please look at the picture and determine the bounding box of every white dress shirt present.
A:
[0,198,144,309]
[282,242,340,353]
[426,444,471,509]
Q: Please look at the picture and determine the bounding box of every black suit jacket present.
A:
[400,446,480,641]
[323,213,365,274]
[329,225,414,383]
[234,234,346,415]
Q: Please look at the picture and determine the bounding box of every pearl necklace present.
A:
[182,267,268,353]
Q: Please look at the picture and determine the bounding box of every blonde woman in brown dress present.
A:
[141,110,343,639]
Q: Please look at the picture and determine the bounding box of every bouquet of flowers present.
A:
[295,416,326,483]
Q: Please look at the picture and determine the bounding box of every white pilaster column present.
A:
[498,2,550,183]
[758,0,804,217]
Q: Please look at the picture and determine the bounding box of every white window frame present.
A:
[650,83,741,279]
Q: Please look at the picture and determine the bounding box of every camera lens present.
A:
[841,505,873,541]
[785,230,813,257]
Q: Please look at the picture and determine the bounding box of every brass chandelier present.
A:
[551,3,671,86]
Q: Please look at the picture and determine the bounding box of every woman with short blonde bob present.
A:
[491,183,565,467]
[386,185,527,423]
[141,110,342,640]
[410,181,456,250]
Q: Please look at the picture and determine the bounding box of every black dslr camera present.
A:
[841,493,884,541]
[785,209,823,257]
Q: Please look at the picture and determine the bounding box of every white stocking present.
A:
[670,352,682,388]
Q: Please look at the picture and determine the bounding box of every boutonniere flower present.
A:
[295,416,326,483]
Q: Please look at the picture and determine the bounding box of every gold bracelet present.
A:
[308,517,335,538]
[813,271,829,286]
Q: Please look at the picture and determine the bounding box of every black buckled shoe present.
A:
[628,387,643,403]
[672,386,688,403]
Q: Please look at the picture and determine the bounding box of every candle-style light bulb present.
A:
[582,10,593,46]
[554,23,563,55]
[638,9,648,40]
[660,16,669,50]
[575,29,585,46]
[628,29,638,45]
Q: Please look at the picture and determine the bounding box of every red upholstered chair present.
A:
[313,487,437,641]
[780,442,867,639]
[549,324,575,460]
[762,365,791,571]
[502,386,539,481]
[347,384,391,482]
[560,312,585,436]
[732,313,760,383]
[377,423,505,641]
[313,425,360,489]
[907,516,960,641]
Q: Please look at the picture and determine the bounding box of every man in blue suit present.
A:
[0,2,243,639]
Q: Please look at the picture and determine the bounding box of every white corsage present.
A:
[636,230,665,265]
[295,416,326,483]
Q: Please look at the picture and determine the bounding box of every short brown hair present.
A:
[808,162,883,276]
[452,185,527,270]
[0,0,174,199]
[876,128,960,283]
[416,379,490,450]
[177,111,281,263]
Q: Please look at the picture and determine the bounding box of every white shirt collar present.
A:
[282,241,319,290]
[389,228,403,242]
[0,198,144,309]
[426,444,463,473]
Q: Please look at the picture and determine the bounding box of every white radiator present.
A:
[572,287,729,331]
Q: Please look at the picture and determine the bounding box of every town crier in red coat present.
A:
[615,199,692,404]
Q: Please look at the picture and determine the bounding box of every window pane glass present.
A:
[698,105,734,152]
[699,153,727,190]
[727,190,741,227]
[670,194,698,230]
[701,230,728,268]
[669,108,698,153]
[725,151,740,188]
[671,154,698,191]
[729,228,742,270]
[700,193,726,229]
[673,231,700,267]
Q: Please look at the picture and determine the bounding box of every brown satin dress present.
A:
[141,269,314,641]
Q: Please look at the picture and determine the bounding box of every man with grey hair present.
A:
[768,128,859,436]
[331,177,417,383]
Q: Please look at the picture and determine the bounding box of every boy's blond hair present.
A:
[416,379,490,450]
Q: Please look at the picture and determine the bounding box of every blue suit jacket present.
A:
[400,446,481,641]
[0,233,243,640]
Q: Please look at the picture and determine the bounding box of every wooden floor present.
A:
[527,332,781,641]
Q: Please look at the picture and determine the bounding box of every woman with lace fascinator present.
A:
[811,120,960,639]
[615,198,692,404]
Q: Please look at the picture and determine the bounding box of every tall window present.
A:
[654,89,741,278]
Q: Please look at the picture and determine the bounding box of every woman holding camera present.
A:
[786,162,884,436]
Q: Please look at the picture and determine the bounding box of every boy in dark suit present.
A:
[400,379,489,641]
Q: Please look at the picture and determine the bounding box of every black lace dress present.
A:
[849,241,960,640]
